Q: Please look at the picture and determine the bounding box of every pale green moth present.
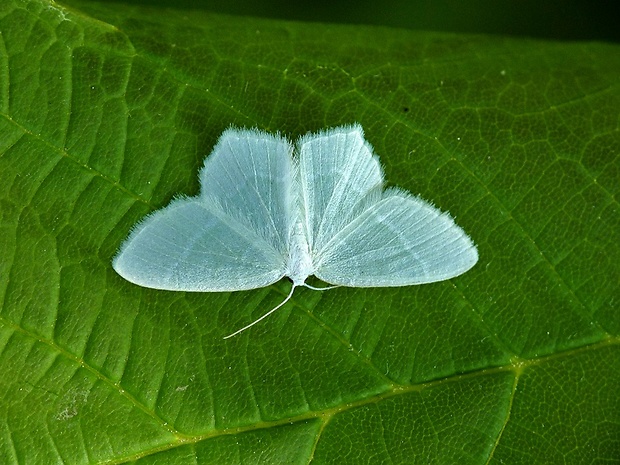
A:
[113,124,478,338]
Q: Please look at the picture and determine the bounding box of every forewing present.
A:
[200,128,295,256]
[113,198,287,292]
[297,124,384,254]
[314,191,478,287]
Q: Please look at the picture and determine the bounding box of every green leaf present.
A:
[1,1,618,463]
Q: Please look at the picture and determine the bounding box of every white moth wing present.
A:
[200,128,295,255]
[313,190,479,287]
[113,128,294,292]
[113,199,287,291]
[297,124,384,255]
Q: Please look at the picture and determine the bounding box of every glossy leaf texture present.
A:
[0,1,618,463]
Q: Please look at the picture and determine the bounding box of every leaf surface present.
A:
[0,1,618,463]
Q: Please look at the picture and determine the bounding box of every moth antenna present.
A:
[223,284,297,339]
[303,283,340,291]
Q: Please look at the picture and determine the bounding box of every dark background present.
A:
[102,0,619,42]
